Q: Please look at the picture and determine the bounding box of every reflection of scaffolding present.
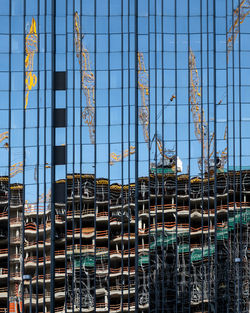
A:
[2,172,248,312]
[74,12,95,144]
[150,204,249,311]
[189,48,227,171]
[25,18,38,110]
[227,0,250,55]
[68,269,94,310]
[138,263,149,306]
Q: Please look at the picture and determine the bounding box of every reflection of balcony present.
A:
[10,254,20,262]
[64,301,139,313]
[24,256,51,268]
[10,197,22,206]
[0,270,21,280]
[110,283,135,296]
[0,268,8,279]
[0,287,7,298]
[30,269,66,283]
[21,287,65,305]
[10,217,22,227]
[0,211,8,221]
[110,216,135,226]
[56,245,108,259]
[10,236,20,244]
[54,306,65,313]
[24,204,50,216]
[24,239,51,251]
[67,210,110,222]
[25,221,53,235]
[67,228,95,239]
[110,266,135,277]
[112,233,136,243]
[109,248,136,259]
[149,204,188,215]
[110,203,135,211]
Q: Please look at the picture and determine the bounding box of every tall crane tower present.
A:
[110,52,182,172]
[109,52,149,166]
[110,52,149,166]
[74,12,95,144]
[227,0,250,55]
[189,48,227,171]
[25,18,38,110]
[138,52,150,144]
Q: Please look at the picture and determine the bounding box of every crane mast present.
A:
[189,49,208,146]
[110,52,180,170]
[74,12,95,144]
[227,0,250,55]
[138,52,150,144]
[151,133,171,161]
[189,48,227,171]
[109,52,150,166]
[25,18,38,110]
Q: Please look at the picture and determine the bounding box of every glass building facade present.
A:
[0,0,249,312]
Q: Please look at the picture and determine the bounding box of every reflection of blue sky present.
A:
[0,0,250,201]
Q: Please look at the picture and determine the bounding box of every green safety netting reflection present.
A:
[191,245,215,263]
[150,208,249,262]
[71,209,249,267]
[139,254,150,265]
[74,256,95,267]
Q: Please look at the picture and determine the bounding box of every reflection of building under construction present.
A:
[0,171,249,312]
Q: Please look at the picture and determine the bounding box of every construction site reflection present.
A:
[1,170,249,313]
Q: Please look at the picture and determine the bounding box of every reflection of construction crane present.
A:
[0,131,8,148]
[138,52,150,144]
[25,18,38,110]
[10,162,23,178]
[170,95,176,102]
[110,52,181,171]
[39,189,51,203]
[151,134,174,161]
[189,48,227,171]
[110,146,135,165]
[150,133,182,172]
[109,52,149,165]
[74,12,95,144]
[137,52,181,171]
[227,0,250,55]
